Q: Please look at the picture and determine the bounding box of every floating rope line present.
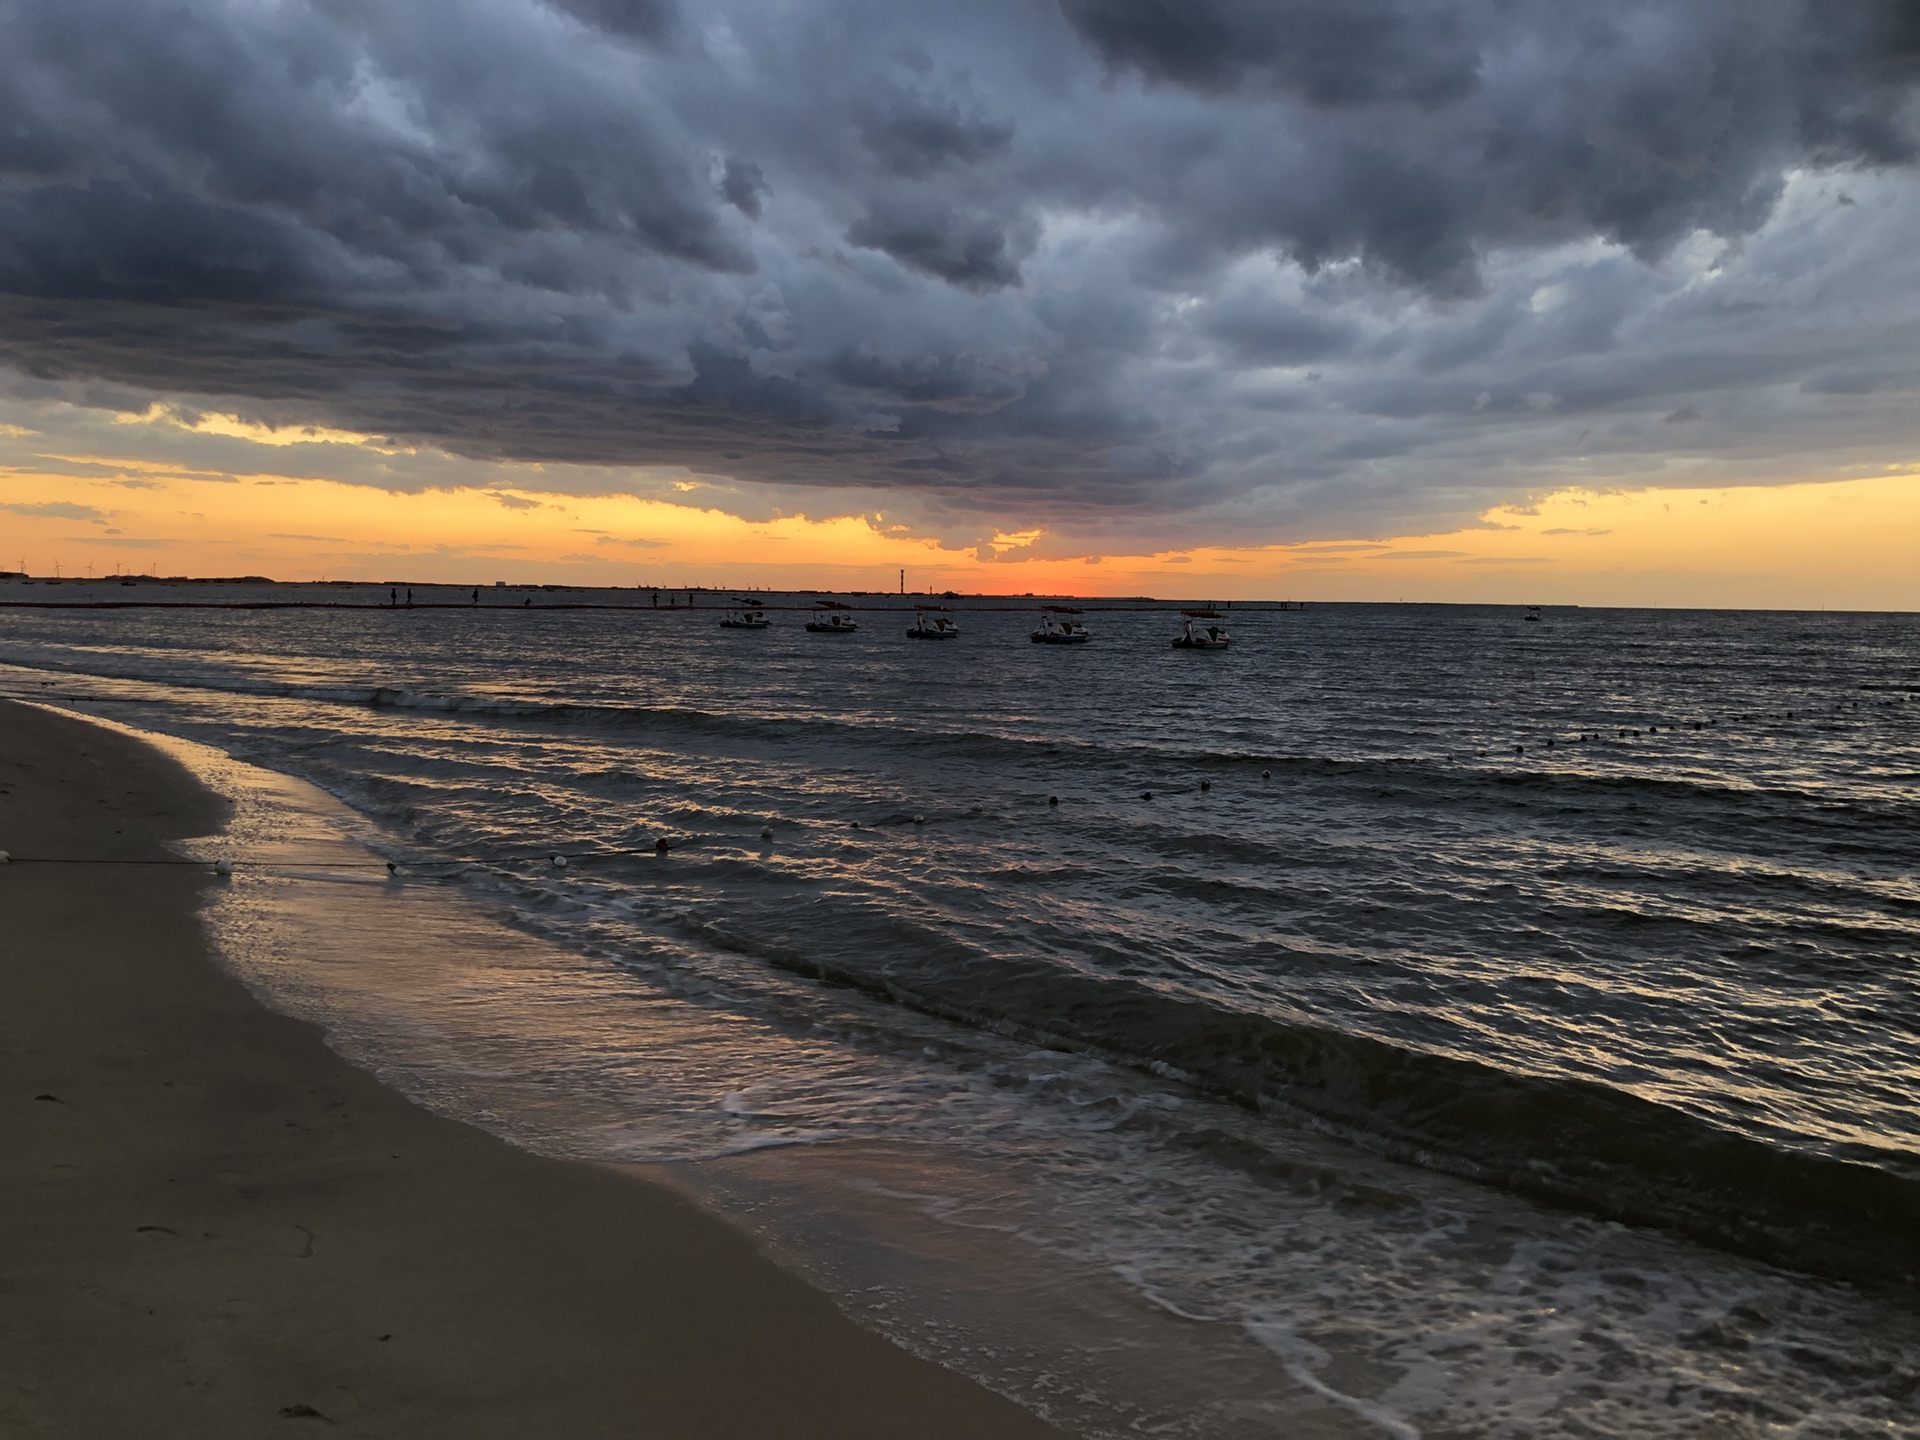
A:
[0,854,396,870]
[0,691,150,703]
[0,825,933,875]
[0,843,708,872]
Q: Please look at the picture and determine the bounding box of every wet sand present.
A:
[0,698,1061,1439]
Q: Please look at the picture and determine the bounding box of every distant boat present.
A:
[1042,604,1083,615]
[719,610,769,629]
[907,614,960,640]
[1182,605,1225,619]
[814,599,853,610]
[1172,619,1231,650]
[1031,615,1091,644]
[913,603,953,612]
[1524,606,1543,623]
[731,596,765,608]
[805,613,860,633]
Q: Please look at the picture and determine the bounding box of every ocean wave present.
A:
[670,912,1920,1292]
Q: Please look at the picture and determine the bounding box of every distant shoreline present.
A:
[0,578,1308,612]
[0,576,1320,610]
[0,598,1240,612]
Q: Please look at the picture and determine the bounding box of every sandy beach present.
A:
[0,698,1059,1439]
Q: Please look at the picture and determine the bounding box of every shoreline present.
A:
[0,599,1233,613]
[0,698,1061,1439]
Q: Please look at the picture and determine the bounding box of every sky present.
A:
[2,0,1918,604]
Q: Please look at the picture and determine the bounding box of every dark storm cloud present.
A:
[1056,0,1920,292]
[543,0,677,43]
[0,0,749,290]
[854,88,1016,177]
[1060,0,1481,107]
[845,202,1031,291]
[1,0,1918,546]
[719,158,769,218]
[826,347,1032,412]
[1196,291,1356,365]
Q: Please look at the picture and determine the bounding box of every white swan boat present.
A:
[1031,615,1091,644]
[907,614,960,639]
[1171,619,1231,649]
[718,610,769,629]
[805,612,861,633]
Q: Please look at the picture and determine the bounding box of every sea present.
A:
[4,580,1918,1438]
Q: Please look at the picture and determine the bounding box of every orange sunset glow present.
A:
[4,408,1917,607]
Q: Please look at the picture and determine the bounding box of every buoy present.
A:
[1142,791,1154,800]
[1546,738,1554,747]
[1047,795,1059,807]
[761,827,774,840]
[0,850,10,863]
[1200,780,1211,792]
[913,815,925,825]
[549,854,567,869]
[214,859,234,876]
[1261,769,1270,780]
[655,837,670,853]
